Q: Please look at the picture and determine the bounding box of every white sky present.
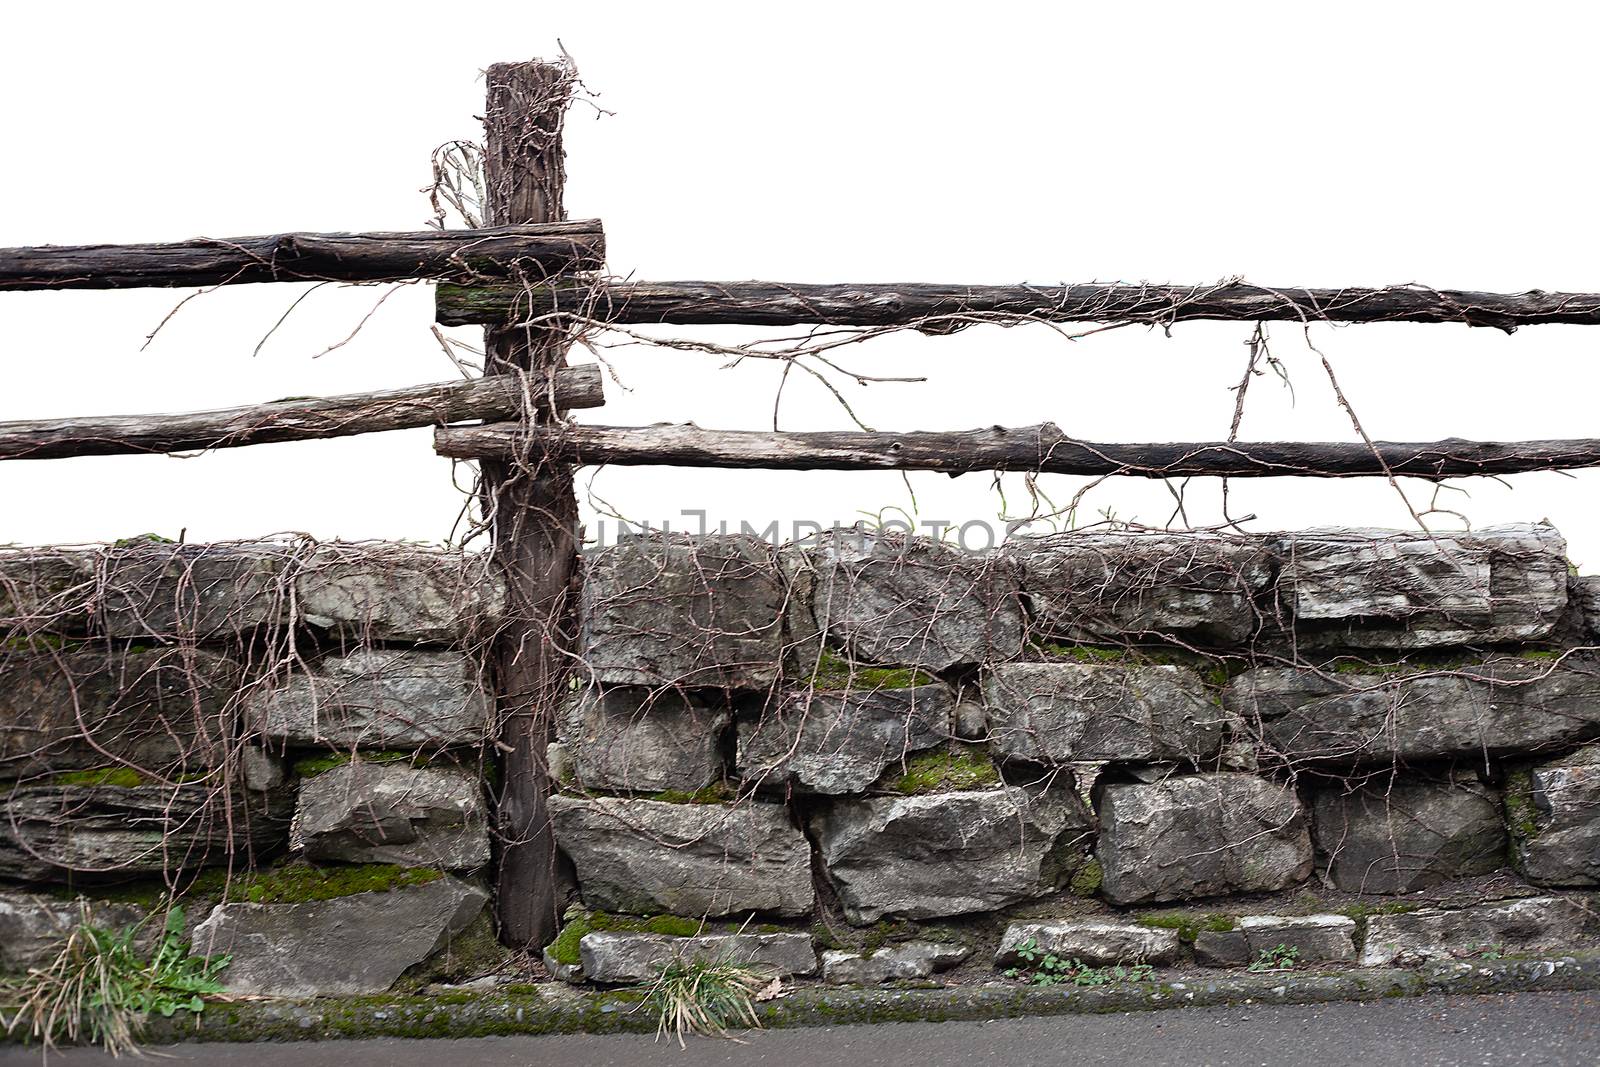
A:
[4,2,1600,567]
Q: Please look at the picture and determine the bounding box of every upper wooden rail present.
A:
[434,420,1600,480]
[437,279,1600,331]
[0,222,603,291]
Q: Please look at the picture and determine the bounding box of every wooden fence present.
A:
[6,56,1600,950]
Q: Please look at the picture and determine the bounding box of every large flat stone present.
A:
[736,684,951,795]
[549,795,814,918]
[807,529,1024,672]
[1194,915,1357,968]
[192,875,488,996]
[0,892,148,973]
[293,761,490,869]
[1225,658,1600,768]
[1273,524,1568,648]
[296,544,505,645]
[1311,778,1507,894]
[995,920,1181,967]
[1509,747,1600,887]
[253,649,491,748]
[821,941,969,984]
[0,548,95,636]
[98,541,295,639]
[578,930,817,984]
[1360,895,1600,966]
[1098,773,1313,905]
[809,785,1094,924]
[1004,532,1272,646]
[0,783,291,882]
[983,662,1226,765]
[560,687,730,794]
[580,535,788,690]
[0,647,239,778]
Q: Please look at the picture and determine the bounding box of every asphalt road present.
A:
[3,991,1596,1066]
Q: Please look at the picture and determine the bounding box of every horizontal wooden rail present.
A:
[434,420,1600,480]
[0,222,604,291]
[437,279,1600,331]
[0,366,602,461]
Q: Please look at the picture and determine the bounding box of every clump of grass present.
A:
[0,906,228,1056]
[640,957,767,1047]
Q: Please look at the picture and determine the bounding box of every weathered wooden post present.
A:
[479,59,581,949]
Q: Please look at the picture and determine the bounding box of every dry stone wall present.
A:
[4,522,1600,998]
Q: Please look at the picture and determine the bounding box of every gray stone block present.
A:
[560,686,730,794]
[1509,747,1600,887]
[296,544,505,644]
[983,662,1226,765]
[995,920,1181,967]
[580,535,789,690]
[1360,895,1600,966]
[99,541,295,639]
[1311,778,1507,894]
[0,548,95,636]
[809,785,1094,924]
[821,941,970,984]
[0,782,291,882]
[0,647,239,778]
[293,761,490,870]
[1273,524,1568,648]
[1098,773,1313,905]
[736,684,951,795]
[0,892,148,973]
[808,529,1024,672]
[550,795,814,918]
[1193,915,1357,968]
[192,875,488,996]
[578,930,817,984]
[1226,658,1600,768]
[253,649,491,748]
[1005,531,1272,646]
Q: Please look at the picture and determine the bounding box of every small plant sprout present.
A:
[640,956,769,1047]
[0,906,230,1056]
[1004,938,1155,988]
[1248,944,1301,972]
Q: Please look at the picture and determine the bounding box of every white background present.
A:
[4,2,1598,565]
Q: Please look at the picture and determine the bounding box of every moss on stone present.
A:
[1068,858,1104,897]
[1503,766,1541,843]
[226,863,445,904]
[1135,911,1234,944]
[648,782,732,805]
[888,742,1000,795]
[809,649,934,691]
[49,766,147,788]
[291,751,426,779]
[547,910,710,966]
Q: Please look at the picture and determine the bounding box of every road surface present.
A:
[2,990,1594,1066]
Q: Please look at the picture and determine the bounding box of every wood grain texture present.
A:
[437,279,1600,331]
[436,421,1600,480]
[479,60,582,951]
[1,222,602,290]
[0,365,601,461]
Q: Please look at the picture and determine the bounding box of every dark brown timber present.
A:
[437,279,1600,331]
[479,61,581,950]
[0,223,603,290]
[0,365,601,461]
[436,421,1600,480]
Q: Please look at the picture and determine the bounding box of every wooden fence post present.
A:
[480,59,581,949]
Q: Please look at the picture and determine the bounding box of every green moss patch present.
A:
[1136,911,1235,944]
[1504,767,1540,843]
[547,910,709,965]
[49,766,147,788]
[648,782,732,805]
[886,743,1000,795]
[1039,644,1232,688]
[292,751,433,779]
[809,649,934,691]
[1068,858,1103,897]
